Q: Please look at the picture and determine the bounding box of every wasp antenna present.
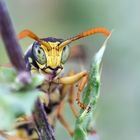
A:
[75,27,110,39]
[18,29,39,41]
[59,27,111,49]
[17,29,51,50]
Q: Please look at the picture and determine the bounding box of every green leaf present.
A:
[0,68,44,130]
[13,74,45,91]
[73,34,111,140]
[29,74,45,88]
[0,84,43,130]
[0,67,16,82]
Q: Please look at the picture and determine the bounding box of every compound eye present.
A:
[61,45,70,64]
[33,44,47,65]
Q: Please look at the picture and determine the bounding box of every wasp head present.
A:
[32,38,70,76]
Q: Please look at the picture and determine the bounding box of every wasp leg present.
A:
[67,70,78,118]
[60,70,78,118]
[68,84,78,118]
[56,100,73,136]
[76,73,90,110]
[53,71,89,110]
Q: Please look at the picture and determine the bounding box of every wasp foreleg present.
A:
[53,71,90,111]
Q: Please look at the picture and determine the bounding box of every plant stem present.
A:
[0,0,25,71]
[0,0,31,84]
[34,99,55,140]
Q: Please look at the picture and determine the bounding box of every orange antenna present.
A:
[17,29,51,50]
[59,27,111,49]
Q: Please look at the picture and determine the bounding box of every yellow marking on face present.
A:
[40,41,64,69]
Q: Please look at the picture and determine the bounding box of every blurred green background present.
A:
[0,0,140,140]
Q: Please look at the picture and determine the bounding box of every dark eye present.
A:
[61,45,70,64]
[33,44,47,65]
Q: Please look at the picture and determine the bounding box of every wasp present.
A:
[1,28,110,140]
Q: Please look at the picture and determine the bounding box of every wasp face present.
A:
[32,38,70,75]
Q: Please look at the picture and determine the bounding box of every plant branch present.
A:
[34,99,55,140]
[0,0,30,84]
